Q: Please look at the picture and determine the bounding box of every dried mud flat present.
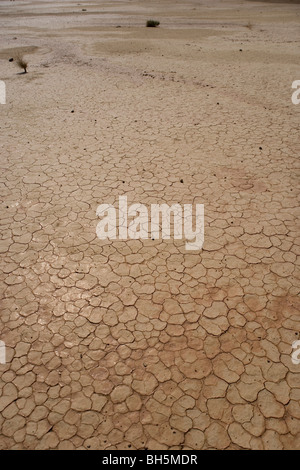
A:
[0,0,299,451]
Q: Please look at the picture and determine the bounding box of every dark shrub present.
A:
[146,20,160,28]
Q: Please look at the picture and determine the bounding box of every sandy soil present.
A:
[0,0,299,450]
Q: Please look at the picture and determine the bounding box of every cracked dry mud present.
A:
[0,0,299,450]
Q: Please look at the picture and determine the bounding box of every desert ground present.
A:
[0,0,299,450]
